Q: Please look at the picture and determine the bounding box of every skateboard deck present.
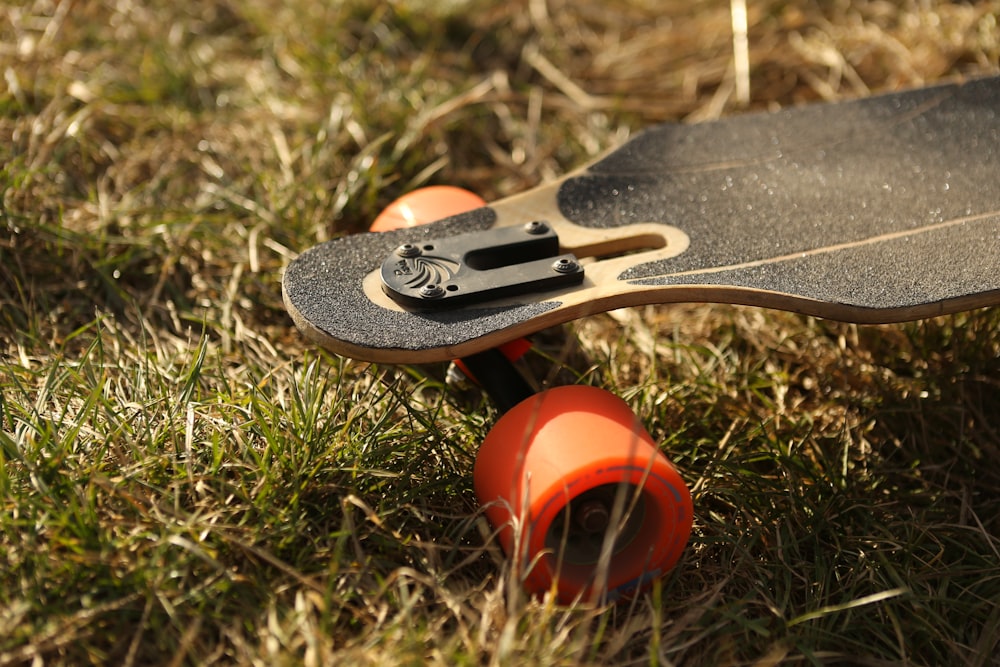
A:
[284,76,1000,364]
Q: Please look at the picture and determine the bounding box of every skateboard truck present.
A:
[291,184,696,603]
[380,221,584,309]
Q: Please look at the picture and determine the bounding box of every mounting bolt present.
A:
[524,220,549,235]
[552,257,580,274]
[575,500,610,534]
[396,243,421,258]
[419,284,446,299]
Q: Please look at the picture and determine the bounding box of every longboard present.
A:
[282,76,1000,604]
[284,76,1000,364]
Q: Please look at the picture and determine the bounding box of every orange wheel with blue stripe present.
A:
[473,385,692,603]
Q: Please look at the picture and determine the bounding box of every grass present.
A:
[2,0,1000,664]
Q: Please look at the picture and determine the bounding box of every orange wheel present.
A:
[473,385,692,603]
[370,185,486,232]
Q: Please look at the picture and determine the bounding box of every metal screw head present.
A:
[552,257,580,274]
[396,243,421,258]
[419,284,446,299]
[575,500,610,534]
[524,220,549,235]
